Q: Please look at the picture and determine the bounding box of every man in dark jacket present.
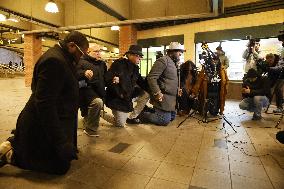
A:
[104,45,146,127]
[239,68,270,120]
[77,44,107,137]
[140,42,184,126]
[0,31,89,174]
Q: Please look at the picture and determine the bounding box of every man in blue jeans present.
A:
[239,68,270,120]
[141,42,185,126]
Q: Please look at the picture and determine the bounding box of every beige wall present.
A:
[79,28,119,47]
[137,9,284,61]
[224,0,264,7]
[131,0,210,19]
[0,0,65,26]
[99,0,130,18]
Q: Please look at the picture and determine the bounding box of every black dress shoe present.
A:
[126,118,141,124]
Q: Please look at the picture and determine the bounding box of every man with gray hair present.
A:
[77,44,107,137]
[140,42,185,126]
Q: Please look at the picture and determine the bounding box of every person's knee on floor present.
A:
[239,99,249,111]
[0,141,13,167]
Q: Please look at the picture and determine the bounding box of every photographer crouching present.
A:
[239,68,270,120]
[263,53,284,113]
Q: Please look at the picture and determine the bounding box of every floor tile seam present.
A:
[225,130,233,189]
[228,158,262,165]
[60,177,96,188]
[188,125,206,185]
[151,175,191,185]
[117,168,158,178]
[162,161,196,168]
[135,130,163,155]
[144,132,183,187]
[243,127,277,189]
[193,166,230,174]
[96,170,130,189]
[116,149,138,172]
[230,173,275,182]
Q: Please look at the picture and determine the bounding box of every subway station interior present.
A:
[0,0,283,189]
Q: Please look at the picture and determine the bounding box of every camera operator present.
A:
[243,38,262,73]
[216,46,230,70]
[239,68,270,120]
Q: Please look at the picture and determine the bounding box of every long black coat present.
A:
[9,44,78,175]
[105,58,146,112]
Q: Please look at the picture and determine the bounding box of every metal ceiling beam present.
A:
[21,12,216,34]
[0,6,59,29]
[84,0,127,20]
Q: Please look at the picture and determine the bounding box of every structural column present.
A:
[119,25,137,56]
[24,34,42,86]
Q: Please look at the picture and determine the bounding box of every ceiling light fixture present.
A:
[0,13,6,21]
[7,18,19,22]
[114,48,119,54]
[111,26,119,31]
[45,0,59,13]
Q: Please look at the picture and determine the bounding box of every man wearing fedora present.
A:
[104,45,147,127]
[140,42,185,126]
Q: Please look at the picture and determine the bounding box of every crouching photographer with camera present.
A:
[239,68,271,120]
[262,53,284,113]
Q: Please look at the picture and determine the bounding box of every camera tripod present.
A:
[264,96,284,129]
[275,110,284,129]
[177,99,237,133]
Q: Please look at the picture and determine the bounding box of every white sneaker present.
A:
[83,129,99,137]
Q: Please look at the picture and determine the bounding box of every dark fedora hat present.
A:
[126,45,143,57]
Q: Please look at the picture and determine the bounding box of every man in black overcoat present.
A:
[77,44,107,136]
[0,31,89,175]
[104,45,146,127]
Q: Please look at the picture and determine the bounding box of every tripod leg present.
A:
[223,116,237,133]
[275,110,284,128]
[177,109,196,128]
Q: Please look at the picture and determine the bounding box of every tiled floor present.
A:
[0,77,283,189]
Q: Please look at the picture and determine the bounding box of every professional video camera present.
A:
[200,42,221,83]
[200,42,222,116]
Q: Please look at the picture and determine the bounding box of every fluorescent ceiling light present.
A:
[45,0,59,13]
[7,18,19,22]
[114,48,119,54]
[0,14,6,21]
[111,26,120,31]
